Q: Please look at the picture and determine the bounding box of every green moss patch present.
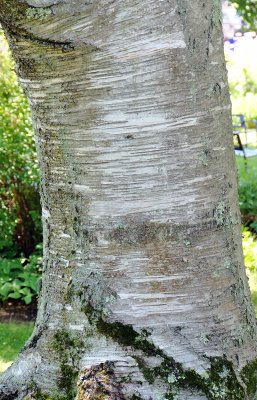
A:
[51,329,84,400]
[83,305,256,399]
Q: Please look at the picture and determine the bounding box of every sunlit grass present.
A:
[0,360,12,374]
[242,226,257,316]
[248,270,257,316]
[0,322,34,374]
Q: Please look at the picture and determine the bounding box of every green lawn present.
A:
[0,322,34,374]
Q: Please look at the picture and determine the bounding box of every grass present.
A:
[248,270,257,316]
[0,322,34,374]
[242,227,257,315]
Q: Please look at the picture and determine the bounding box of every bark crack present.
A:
[3,23,99,52]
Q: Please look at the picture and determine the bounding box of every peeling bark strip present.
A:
[0,0,256,399]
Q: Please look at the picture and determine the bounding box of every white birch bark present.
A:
[0,0,256,399]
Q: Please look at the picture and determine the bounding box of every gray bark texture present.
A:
[0,0,256,399]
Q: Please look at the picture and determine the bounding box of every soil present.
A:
[0,300,37,323]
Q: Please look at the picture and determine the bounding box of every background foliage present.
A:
[0,31,42,304]
[230,0,257,30]
[0,243,42,304]
[237,158,257,231]
[0,31,42,256]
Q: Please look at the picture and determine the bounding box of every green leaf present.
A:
[19,287,31,296]
[23,295,33,305]
[0,31,42,254]
[0,282,13,297]
[8,292,21,299]
[26,276,38,292]
[12,280,22,291]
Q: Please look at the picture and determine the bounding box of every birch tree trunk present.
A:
[0,0,256,399]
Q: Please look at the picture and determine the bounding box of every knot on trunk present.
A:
[75,363,125,400]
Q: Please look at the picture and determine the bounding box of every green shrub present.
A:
[242,227,257,271]
[0,29,42,256]
[231,93,257,122]
[0,244,42,304]
[237,157,257,231]
[242,227,257,316]
[230,1,257,31]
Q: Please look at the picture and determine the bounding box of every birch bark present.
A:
[0,0,256,399]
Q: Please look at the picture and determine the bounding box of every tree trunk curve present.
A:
[0,0,256,399]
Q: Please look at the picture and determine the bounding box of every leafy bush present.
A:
[230,0,257,31]
[237,157,257,232]
[0,29,42,256]
[242,227,257,271]
[0,244,42,304]
[231,94,257,123]
[242,227,257,316]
